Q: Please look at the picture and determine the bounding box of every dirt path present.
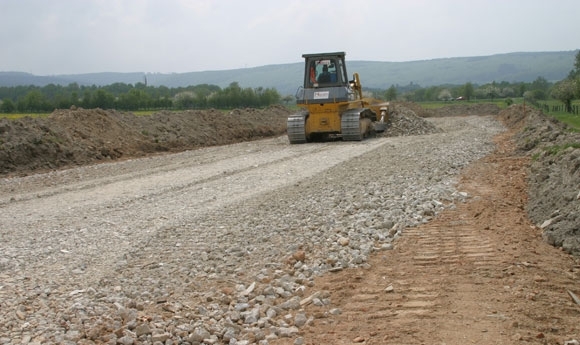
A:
[271,125,580,344]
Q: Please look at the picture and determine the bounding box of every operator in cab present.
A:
[317,65,331,83]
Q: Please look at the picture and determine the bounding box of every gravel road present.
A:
[0,115,504,344]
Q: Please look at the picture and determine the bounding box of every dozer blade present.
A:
[372,122,386,133]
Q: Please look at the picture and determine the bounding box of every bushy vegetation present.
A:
[383,77,552,104]
[378,51,580,118]
[0,81,280,113]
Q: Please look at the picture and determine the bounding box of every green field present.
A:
[0,108,242,120]
[0,109,163,120]
[419,98,580,130]
[533,100,580,130]
[419,99,510,110]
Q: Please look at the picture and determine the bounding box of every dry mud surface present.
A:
[0,104,579,345]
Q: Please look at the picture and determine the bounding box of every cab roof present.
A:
[302,52,346,59]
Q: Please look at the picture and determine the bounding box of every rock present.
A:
[380,243,394,250]
[222,327,238,342]
[15,309,26,320]
[279,297,301,310]
[235,303,250,311]
[266,307,277,318]
[540,218,553,229]
[243,307,260,324]
[300,291,321,306]
[241,282,256,296]
[118,335,135,345]
[292,250,306,262]
[278,326,299,338]
[151,333,170,343]
[294,313,308,327]
[134,323,151,337]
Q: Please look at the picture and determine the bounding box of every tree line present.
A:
[550,50,580,113]
[382,77,555,103]
[0,82,281,113]
[380,51,580,112]
[2,51,578,114]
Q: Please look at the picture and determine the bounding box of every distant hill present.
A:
[1,51,576,95]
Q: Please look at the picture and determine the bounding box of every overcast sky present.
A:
[1,0,579,75]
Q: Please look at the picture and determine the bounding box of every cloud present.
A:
[0,0,579,74]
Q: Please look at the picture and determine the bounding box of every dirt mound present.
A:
[0,104,441,177]
[390,101,432,117]
[0,106,291,177]
[425,103,502,117]
[500,104,580,255]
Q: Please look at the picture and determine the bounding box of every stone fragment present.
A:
[292,250,306,262]
[300,291,321,306]
[278,326,299,338]
[15,310,26,320]
[151,333,170,343]
[294,312,308,327]
[134,323,151,337]
[118,335,135,345]
[241,282,256,296]
[380,243,394,251]
[279,297,301,310]
[329,308,342,315]
[540,218,553,229]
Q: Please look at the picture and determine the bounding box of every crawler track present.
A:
[287,113,307,144]
[287,109,368,144]
[341,109,363,141]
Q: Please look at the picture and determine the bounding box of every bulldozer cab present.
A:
[303,52,348,88]
[298,52,351,105]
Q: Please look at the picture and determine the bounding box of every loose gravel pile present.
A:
[383,103,443,136]
[0,109,504,344]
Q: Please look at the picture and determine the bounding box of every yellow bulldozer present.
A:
[287,52,390,144]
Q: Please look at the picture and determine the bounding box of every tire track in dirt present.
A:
[384,213,509,344]
[272,191,516,345]
[272,128,580,345]
[315,209,512,345]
